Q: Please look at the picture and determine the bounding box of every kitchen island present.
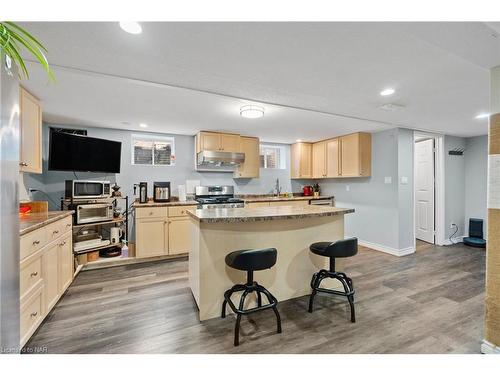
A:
[187,205,354,320]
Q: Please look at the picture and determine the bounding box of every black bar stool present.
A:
[222,248,282,346]
[308,238,358,322]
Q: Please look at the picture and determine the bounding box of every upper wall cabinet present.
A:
[291,142,312,179]
[19,87,42,174]
[234,136,260,179]
[294,132,371,179]
[339,132,371,177]
[196,131,241,153]
[312,138,340,178]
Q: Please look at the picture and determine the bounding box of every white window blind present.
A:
[260,144,285,169]
[131,135,175,166]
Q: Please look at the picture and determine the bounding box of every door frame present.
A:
[412,131,445,247]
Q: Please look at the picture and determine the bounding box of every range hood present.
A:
[196,150,245,167]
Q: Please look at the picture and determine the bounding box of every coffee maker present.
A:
[153,182,171,202]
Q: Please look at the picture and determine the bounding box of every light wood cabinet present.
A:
[234,136,260,178]
[19,215,74,347]
[135,217,168,258]
[42,243,60,312]
[246,202,270,208]
[291,142,312,179]
[220,133,241,152]
[295,132,370,179]
[58,234,73,292]
[312,141,327,178]
[168,218,190,255]
[196,131,241,153]
[339,132,371,177]
[19,86,42,174]
[326,138,340,177]
[135,205,197,258]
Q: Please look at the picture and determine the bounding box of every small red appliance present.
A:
[303,185,313,196]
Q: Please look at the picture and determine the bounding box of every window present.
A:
[260,144,285,169]
[131,135,175,166]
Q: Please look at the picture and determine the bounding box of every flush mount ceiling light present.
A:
[139,123,148,128]
[475,113,490,119]
[240,105,265,119]
[119,22,142,34]
[380,88,395,96]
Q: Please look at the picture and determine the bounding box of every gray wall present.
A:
[465,135,488,234]
[444,135,466,239]
[21,123,303,209]
[319,128,401,250]
[397,128,415,250]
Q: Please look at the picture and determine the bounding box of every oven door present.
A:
[76,204,113,224]
[73,181,105,198]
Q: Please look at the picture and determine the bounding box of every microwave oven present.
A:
[69,202,114,224]
[65,180,111,199]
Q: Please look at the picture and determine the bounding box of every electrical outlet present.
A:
[346,185,350,192]
[450,222,456,229]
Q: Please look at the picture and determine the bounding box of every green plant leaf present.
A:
[4,22,48,52]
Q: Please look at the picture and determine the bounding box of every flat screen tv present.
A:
[48,131,122,173]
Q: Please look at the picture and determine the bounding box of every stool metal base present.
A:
[308,269,356,323]
[222,281,282,346]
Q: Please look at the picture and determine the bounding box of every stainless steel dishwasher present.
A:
[309,197,335,206]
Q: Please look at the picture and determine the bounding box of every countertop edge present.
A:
[187,208,354,223]
[20,211,74,236]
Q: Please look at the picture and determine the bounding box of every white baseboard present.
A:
[443,235,465,246]
[481,339,500,354]
[350,237,416,257]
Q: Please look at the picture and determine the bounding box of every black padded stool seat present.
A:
[225,248,277,271]
[308,238,358,322]
[310,240,358,258]
[222,248,282,346]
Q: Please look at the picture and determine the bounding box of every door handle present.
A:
[32,240,40,245]
[19,162,28,167]
[30,312,38,318]
[30,272,38,277]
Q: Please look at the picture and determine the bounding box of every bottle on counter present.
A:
[121,240,129,258]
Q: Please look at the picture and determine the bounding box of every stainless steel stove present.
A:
[195,185,244,209]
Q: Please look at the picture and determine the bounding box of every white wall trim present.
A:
[481,339,500,354]
[349,237,416,257]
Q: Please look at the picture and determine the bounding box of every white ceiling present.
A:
[19,22,500,142]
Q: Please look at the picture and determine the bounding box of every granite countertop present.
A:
[20,211,74,236]
[241,195,334,203]
[132,199,198,208]
[187,205,354,223]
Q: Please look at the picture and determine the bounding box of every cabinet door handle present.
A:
[30,312,38,318]
[30,271,38,277]
[53,230,59,234]
[149,212,153,215]
[32,240,40,245]
[59,241,66,246]
[66,223,72,227]
[19,162,28,167]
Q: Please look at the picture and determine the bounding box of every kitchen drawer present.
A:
[20,285,44,347]
[59,216,73,234]
[46,219,66,243]
[20,227,47,261]
[269,200,309,207]
[168,205,197,217]
[135,207,168,219]
[246,202,270,208]
[20,254,42,299]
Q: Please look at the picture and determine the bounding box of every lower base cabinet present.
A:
[135,205,196,258]
[19,215,74,348]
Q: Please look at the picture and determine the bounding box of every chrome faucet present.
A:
[275,178,281,197]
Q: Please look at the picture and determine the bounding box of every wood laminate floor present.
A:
[25,242,485,354]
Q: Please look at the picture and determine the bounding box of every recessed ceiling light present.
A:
[380,88,395,96]
[119,22,142,35]
[240,105,265,119]
[296,139,303,142]
[475,113,490,119]
[139,123,148,128]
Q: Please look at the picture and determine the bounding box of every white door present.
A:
[415,139,435,243]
